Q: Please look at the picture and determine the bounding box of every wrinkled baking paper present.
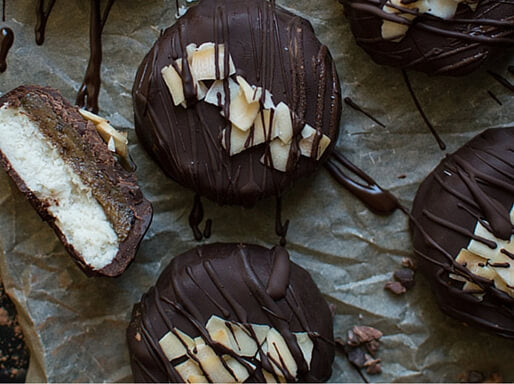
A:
[0,0,513,382]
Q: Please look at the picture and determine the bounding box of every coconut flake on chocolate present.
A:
[133,0,341,206]
[341,0,514,75]
[127,243,334,382]
[410,127,514,338]
[160,42,332,172]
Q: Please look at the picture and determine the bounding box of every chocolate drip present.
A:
[402,70,446,150]
[188,194,212,241]
[133,0,341,207]
[2,0,5,22]
[127,243,335,382]
[35,0,56,45]
[76,0,115,113]
[275,197,289,247]
[325,150,399,215]
[487,70,514,92]
[344,97,385,127]
[266,246,291,300]
[410,127,514,338]
[0,27,13,73]
[341,0,514,76]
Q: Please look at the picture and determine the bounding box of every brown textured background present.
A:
[0,0,513,381]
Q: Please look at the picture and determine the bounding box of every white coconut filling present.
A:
[0,105,119,270]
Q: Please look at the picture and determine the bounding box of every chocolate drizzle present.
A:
[0,27,13,73]
[127,243,335,382]
[410,127,514,338]
[275,197,290,246]
[325,150,399,215]
[76,0,115,113]
[344,97,385,128]
[341,0,514,76]
[188,194,212,241]
[402,70,446,150]
[133,0,341,207]
[487,70,514,92]
[35,0,56,45]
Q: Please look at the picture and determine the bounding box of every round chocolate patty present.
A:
[133,0,341,207]
[410,128,514,338]
[127,243,334,382]
[341,0,514,76]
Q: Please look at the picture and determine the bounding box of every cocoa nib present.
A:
[338,326,383,376]
[394,268,415,289]
[352,326,383,344]
[384,281,406,295]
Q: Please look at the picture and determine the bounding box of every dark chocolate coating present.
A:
[127,243,335,382]
[133,0,341,207]
[341,0,514,76]
[410,128,514,338]
[0,85,153,277]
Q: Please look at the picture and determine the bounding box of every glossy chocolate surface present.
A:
[411,128,514,338]
[133,0,341,207]
[341,0,514,76]
[127,243,335,382]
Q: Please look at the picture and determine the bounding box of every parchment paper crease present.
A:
[0,0,513,382]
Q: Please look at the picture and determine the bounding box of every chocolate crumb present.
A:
[394,268,416,289]
[385,281,407,295]
[397,174,406,179]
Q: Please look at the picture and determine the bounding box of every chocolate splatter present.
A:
[402,70,446,150]
[325,150,399,215]
[344,97,386,127]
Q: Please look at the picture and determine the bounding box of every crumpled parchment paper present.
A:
[0,0,513,382]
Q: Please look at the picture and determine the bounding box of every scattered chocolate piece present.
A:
[347,347,367,368]
[363,355,382,375]
[393,268,416,289]
[365,339,380,357]
[352,326,383,344]
[401,257,416,270]
[384,281,406,295]
[0,86,153,277]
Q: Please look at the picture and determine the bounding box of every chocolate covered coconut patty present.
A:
[411,128,514,338]
[133,0,341,207]
[341,0,514,76]
[0,86,152,277]
[127,243,334,382]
